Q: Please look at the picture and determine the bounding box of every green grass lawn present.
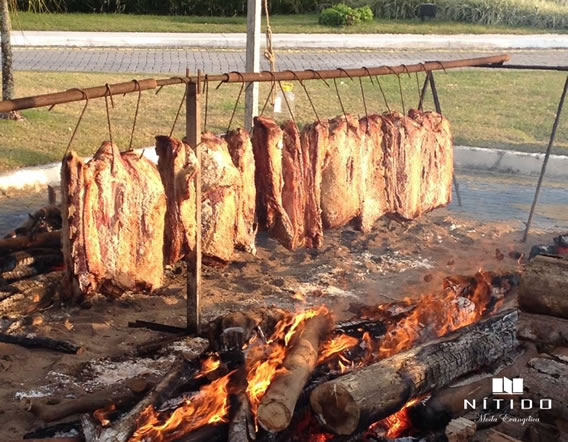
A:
[0,69,566,171]
[10,11,564,34]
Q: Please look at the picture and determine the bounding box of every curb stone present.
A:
[0,146,565,192]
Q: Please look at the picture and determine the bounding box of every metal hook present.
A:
[362,67,375,86]
[277,80,298,130]
[128,79,142,151]
[260,71,277,116]
[226,72,246,134]
[386,67,405,115]
[337,67,354,81]
[287,70,321,123]
[170,78,189,138]
[400,64,412,78]
[359,76,369,132]
[374,74,391,113]
[333,77,349,131]
[203,74,210,131]
[104,84,114,145]
[305,69,330,88]
[215,73,231,90]
[63,88,89,156]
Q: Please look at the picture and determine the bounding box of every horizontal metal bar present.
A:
[156,54,511,87]
[478,63,568,72]
[0,54,510,113]
[0,78,158,113]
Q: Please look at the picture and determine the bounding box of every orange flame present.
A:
[377,272,493,358]
[194,356,221,379]
[245,306,327,419]
[368,396,424,439]
[129,372,232,442]
[93,403,116,427]
[317,334,359,364]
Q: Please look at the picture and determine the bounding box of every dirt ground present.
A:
[0,209,559,440]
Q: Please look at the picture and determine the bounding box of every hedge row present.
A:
[373,0,568,30]
[15,0,324,15]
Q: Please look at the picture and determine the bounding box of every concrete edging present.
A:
[10,31,568,50]
[0,146,565,192]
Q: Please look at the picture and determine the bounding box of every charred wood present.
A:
[27,377,153,423]
[229,393,256,442]
[23,420,81,439]
[257,312,334,432]
[408,344,537,432]
[310,309,519,435]
[519,255,568,320]
[204,307,288,352]
[93,356,187,442]
[0,332,82,354]
[177,423,229,442]
[518,312,568,351]
[521,357,568,421]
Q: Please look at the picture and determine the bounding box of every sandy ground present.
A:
[0,209,559,440]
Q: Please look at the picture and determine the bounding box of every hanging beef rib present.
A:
[225,128,257,254]
[155,136,198,265]
[61,142,166,299]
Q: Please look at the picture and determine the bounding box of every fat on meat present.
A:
[155,136,198,265]
[225,128,257,254]
[321,114,362,228]
[252,116,295,250]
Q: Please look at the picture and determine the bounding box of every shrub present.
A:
[371,0,568,30]
[319,3,373,26]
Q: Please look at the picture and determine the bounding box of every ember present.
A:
[366,396,425,439]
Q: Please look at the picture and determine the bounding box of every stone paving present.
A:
[13,48,568,74]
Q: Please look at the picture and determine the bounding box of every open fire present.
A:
[111,271,513,441]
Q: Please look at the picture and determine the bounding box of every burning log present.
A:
[257,311,334,432]
[0,332,82,354]
[517,311,568,350]
[310,309,519,435]
[409,343,537,429]
[519,255,568,320]
[204,307,288,351]
[27,377,152,422]
[91,356,187,442]
[228,393,255,442]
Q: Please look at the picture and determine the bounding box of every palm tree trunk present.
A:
[1,0,14,101]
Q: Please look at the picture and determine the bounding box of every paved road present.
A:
[13,48,568,74]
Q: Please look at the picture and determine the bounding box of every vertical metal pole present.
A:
[429,72,463,207]
[186,70,202,333]
[244,0,261,130]
[522,75,568,243]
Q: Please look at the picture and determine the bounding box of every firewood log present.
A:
[519,255,568,320]
[257,312,334,432]
[228,393,255,442]
[0,332,82,354]
[91,356,188,442]
[518,311,568,350]
[521,357,568,421]
[27,377,152,422]
[0,231,60,254]
[310,310,519,435]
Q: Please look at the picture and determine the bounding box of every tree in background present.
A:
[1,0,23,119]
